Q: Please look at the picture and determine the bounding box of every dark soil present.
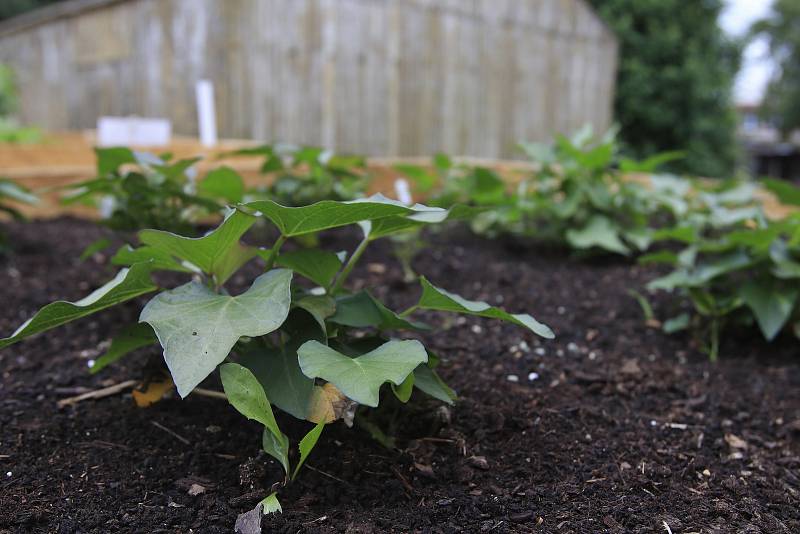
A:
[1,217,799,534]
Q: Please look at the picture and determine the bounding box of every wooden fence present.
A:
[0,0,618,158]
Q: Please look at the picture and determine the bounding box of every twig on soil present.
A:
[662,520,674,534]
[304,464,347,484]
[390,466,415,494]
[56,379,138,408]
[192,388,227,400]
[151,421,190,445]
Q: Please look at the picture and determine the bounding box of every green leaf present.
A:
[298,339,428,407]
[362,204,484,241]
[566,216,629,255]
[260,492,282,515]
[293,294,336,331]
[198,166,245,203]
[0,179,38,205]
[139,209,257,284]
[89,322,156,374]
[394,164,437,192]
[111,244,194,273]
[391,373,414,403]
[330,291,429,331]
[663,313,690,333]
[763,178,800,206]
[417,277,554,338]
[239,309,324,420]
[0,263,157,349]
[141,269,292,397]
[652,226,698,244]
[221,363,282,430]
[242,194,418,237]
[262,428,290,476]
[276,248,342,287]
[220,363,289,474]
[638,250,679,265]
[95,146,137,175]
[292,420,325,479]
[413,363,456,404]
[79,237,112,262]
[739,280,798,341]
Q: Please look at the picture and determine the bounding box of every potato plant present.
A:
[62,148,244,234]
[225,143,369,205]
[0,195,553,518]
[645,180,800,359]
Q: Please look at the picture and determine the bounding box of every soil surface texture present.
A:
[1,217,799,534]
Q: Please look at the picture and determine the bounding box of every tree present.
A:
[588,0,741,178]
[750,0,800,136]
[0,0,65,21]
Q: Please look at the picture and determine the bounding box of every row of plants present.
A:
[392,128,799,358]
[0,131,797,525]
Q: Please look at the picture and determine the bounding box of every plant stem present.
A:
[398,304,418,318]
[709,318,719,362]
[263,234,287,271]
[330,237,370,294]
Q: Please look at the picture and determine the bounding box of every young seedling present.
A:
[0,194,554,524]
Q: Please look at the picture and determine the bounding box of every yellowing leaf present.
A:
[132,378,175,407]
[306,383,356,424]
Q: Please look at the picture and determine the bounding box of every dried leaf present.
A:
[132,378,174,407]
[307,383,357,425]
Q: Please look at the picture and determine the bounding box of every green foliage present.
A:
[749,0,800,135]
[0,177,37,223]
[62,148,242,234]
[224,144,368,205]
[587,0,741,177]
[0,0,64,21]
[0,64,42,143]
[0,194,553,519]
[415,128,684,256]
[645,180,800,358]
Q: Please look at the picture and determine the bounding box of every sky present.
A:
[718,0,774,105]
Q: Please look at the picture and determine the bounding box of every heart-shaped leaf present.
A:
[198,166,244,203]
[740,279,798,341]
[0,263,157,349]
[298,339,428,407]
[276,248,343,287]
[242,194,418,237]
[361,204,484,240]
[140,269,292,397]
[417,277,554,338]
[330,291,429,331]
[111,244,194,273]
[566,215,629,255]
[139,209,257,284]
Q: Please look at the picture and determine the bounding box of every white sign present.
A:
[196,79,218,147]
[97,116,172,147]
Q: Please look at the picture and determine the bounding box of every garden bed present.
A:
[1,216,799,533]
